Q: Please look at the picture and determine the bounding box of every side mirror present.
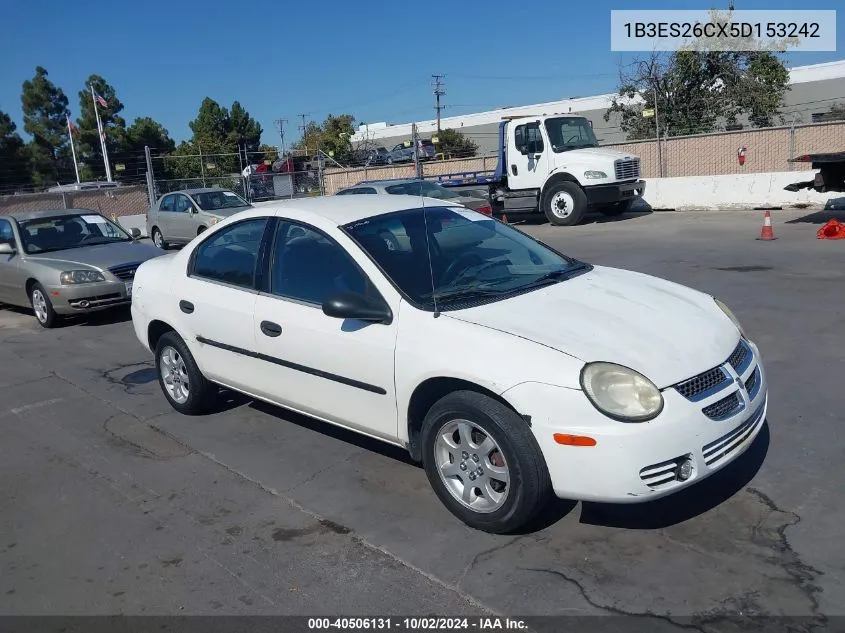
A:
[129,227,141,239]
[322,292,392,324]
[0,242,14,255]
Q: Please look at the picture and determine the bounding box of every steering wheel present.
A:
[441,253,484,285]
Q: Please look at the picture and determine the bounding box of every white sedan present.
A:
[130,195,768,534]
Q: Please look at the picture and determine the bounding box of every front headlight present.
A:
[580,362,664,422]
[208,217,219,226]
[584,170,608,179]
[714,298,745,337]
[60,270,105,284]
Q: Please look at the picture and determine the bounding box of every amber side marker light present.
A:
[553,434,597,447]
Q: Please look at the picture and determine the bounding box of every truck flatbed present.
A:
[785,152,845,193]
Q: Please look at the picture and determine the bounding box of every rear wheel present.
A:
[155,331,217,415]
[30,282,59,328]
[541,181,587,226]
[421,390,552,534]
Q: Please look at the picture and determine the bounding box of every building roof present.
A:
[350,59,845,142]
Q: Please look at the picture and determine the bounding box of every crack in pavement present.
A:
[454,535,530,589]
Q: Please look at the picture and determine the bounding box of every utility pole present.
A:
[653,74,663,178]
[432,74,446,132]
[298,114,310,155]
[275,118,288,156]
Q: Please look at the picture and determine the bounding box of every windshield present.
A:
[544,117,598,152]
[18,213,132,254]
[343,206,586,311]
[384,181,461,200]
[193,190,250,211]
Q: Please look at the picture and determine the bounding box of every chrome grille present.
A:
[614,158,640,181]
[745,368,760,400]
[109,262,142,281]
[728,339,751,374]
[703,392,743,421]
[675,367,730,402]
[702,400,765,466]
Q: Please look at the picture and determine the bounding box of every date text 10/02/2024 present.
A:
[307,618,529,631]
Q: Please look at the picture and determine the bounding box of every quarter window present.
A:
[270,221,371,306]
[191,218,268,289]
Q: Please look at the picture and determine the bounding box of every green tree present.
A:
[0,110,29,192]
[227,101,262,153]
[124,117,175,154]
[433,128,478,158]
[292,114,356,164]
[186,97,263,173]
[605,9,792,139]
[21,66,69,186]
[75,74,127,180]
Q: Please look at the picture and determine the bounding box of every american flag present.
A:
[94,91,107,108]
[66,113,78,134]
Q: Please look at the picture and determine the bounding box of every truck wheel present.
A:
[600,200,634,217]
[541,181,587,226]
[420,390,552,534]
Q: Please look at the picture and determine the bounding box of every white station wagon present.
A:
[130,196,768,533]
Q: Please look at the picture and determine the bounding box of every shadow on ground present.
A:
[786,205,845,225]
[579,421,770,530]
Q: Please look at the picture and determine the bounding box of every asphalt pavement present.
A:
[1,208,843,628]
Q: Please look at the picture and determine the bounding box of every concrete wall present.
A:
[640,171,843,211]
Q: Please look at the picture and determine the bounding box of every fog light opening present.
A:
[676,456,693,482]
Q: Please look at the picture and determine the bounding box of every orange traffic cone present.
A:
[756,210,777,241]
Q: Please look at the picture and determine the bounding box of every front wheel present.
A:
[31,282,59,328]
[541,181,587,226]
[421,390,552,534]
[151,227,167,250]
[155,331,217,415]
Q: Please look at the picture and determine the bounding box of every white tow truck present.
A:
[431,114,647,226]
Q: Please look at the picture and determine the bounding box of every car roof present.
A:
[1,208,102,222]
[351,178,439,187]
[267,194,461,226]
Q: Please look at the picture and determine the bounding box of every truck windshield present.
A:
[544,117,598,153]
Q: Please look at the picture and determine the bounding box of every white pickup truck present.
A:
[432,114,646,226]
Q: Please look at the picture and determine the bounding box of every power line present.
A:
[432,74,446,132]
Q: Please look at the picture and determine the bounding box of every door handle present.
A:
[511,164,518,176]
[179,300,194,314]
[260,320,282,337]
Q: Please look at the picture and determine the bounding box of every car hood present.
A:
[445,265,739,388]
[563,147,639,161]
[26,241,165,271]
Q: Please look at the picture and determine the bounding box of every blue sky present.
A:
[1,0,842,147]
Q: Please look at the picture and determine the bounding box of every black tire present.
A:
[151,227,168,250]
[30,282,60,328]
[540,180,587,226]
[197,226,207,236]
[599,200,634,217]
[154,331,217,415]
[420,390,552,534]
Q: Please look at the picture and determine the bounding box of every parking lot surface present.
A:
[1,209,842,626]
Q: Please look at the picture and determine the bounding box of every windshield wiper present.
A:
[521,265,584,289]
[432,287,505,306]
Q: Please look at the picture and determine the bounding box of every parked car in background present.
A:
[131,195,766,534]
[336,178,492,215]
[387,139,437,164]
[0,208,164,328]
[351,146,390,167]
[147,188,253,249]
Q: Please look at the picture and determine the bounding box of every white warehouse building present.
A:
[350,60,845,154]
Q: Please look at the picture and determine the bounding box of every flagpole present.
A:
[66,113,80,183]
[90,85,113,182]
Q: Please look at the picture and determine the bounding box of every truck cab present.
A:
[494,115,646,225]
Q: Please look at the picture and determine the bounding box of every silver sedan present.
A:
[0,208,166,328]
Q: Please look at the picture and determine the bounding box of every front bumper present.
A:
[584,179,646,206]
[46,279,133,315]
[501,339,767,503]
